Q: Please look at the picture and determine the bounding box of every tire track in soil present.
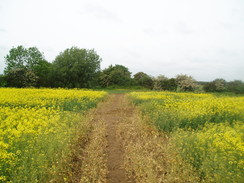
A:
[104,94,130,183]
[79,94,134,183]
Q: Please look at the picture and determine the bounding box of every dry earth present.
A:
[72,94,198,183]
[77,94,133,183]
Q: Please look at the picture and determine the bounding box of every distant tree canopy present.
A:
[2,45,244,92]
[99,65,132,87]
[4,45,50,87]
[227,80,244,94]
[152,75,177,91]
[175,74,198,92]
[52,47,101,88]
[5,68,38,88]
[133,72,153,89]
[204,78,227,92]
[5,46,44,73]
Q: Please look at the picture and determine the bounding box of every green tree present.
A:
[0,74,7,87]
[204,78,226,92]
[133,72,153,89]
[214,79,226,92]
[203,82,215,92]
[164,78,178,91]
[4,45,50,87]
[5,46,45,73]
[5,68,38,87]
[99,65,132,87]
[153,75,168,90]
[153,75,177,91]
[227,80,244,94]
[175,74,198,92]
[52,47,101,88]
[34,60,52,87]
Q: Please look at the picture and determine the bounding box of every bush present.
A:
[5,68,38,87]
[227,80,244,94]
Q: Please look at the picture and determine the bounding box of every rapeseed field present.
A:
[0,88,107,182]
[129,91,244,182]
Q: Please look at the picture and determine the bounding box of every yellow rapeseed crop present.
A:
[0,88,107,182]
[129,91,244,182]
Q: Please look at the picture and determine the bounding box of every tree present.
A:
[4,45,50,87]
[99,65,132,87]
[175,74,198,92]
[5,68,38,87]
[164,78,177,91]
[0,74,7,87]
[153,75,168,90]
[133,72,153,89]
[153,75,177,91]
[227,80,244,94]
[5,46,46,73]
[52,47,101,88]
[214,79,226,92]
[204,78,226,92]
[34,60,52,87]
[203,82,215,92]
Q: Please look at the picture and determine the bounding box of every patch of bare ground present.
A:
[77,94,134,183]
[103,94,134,183]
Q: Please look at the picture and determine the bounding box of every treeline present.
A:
[0,45,244,93]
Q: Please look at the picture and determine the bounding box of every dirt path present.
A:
[104,94,128,183]
[78,94,135,183]
[76,94,198,183]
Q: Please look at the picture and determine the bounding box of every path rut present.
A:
[78,94,135,183]
[104,94,127,183]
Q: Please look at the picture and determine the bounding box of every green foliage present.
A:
[153,75,167,90]
[204,78,227,92]
[2,45,243,91]
[133,72,153,89]
[99,65,132,87]
[175,74,198,92]
[4,45,50,87]
[52,47,101,88]
[4,46,46,73]
[4,45,28,73]
[5,68,38,87]
[0,75,7,87]
[34,60,52,87]
[165,78,178,91]
[153,75,177,91]
[227,80,244,94]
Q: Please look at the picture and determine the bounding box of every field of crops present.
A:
[129,91,244,182]
[0,88,107,182]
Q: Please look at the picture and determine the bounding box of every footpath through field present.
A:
[77,94,197,183]
[78,94,134,183]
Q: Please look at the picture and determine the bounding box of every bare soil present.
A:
[103,94,127,182]
[74,94,198,183]
[77,94,135,183]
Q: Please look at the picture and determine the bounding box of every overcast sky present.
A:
[0,0,244,81]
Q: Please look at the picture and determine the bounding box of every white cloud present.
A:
[0,0,244,81]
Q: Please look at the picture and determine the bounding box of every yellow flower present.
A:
[0,88,107,181]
